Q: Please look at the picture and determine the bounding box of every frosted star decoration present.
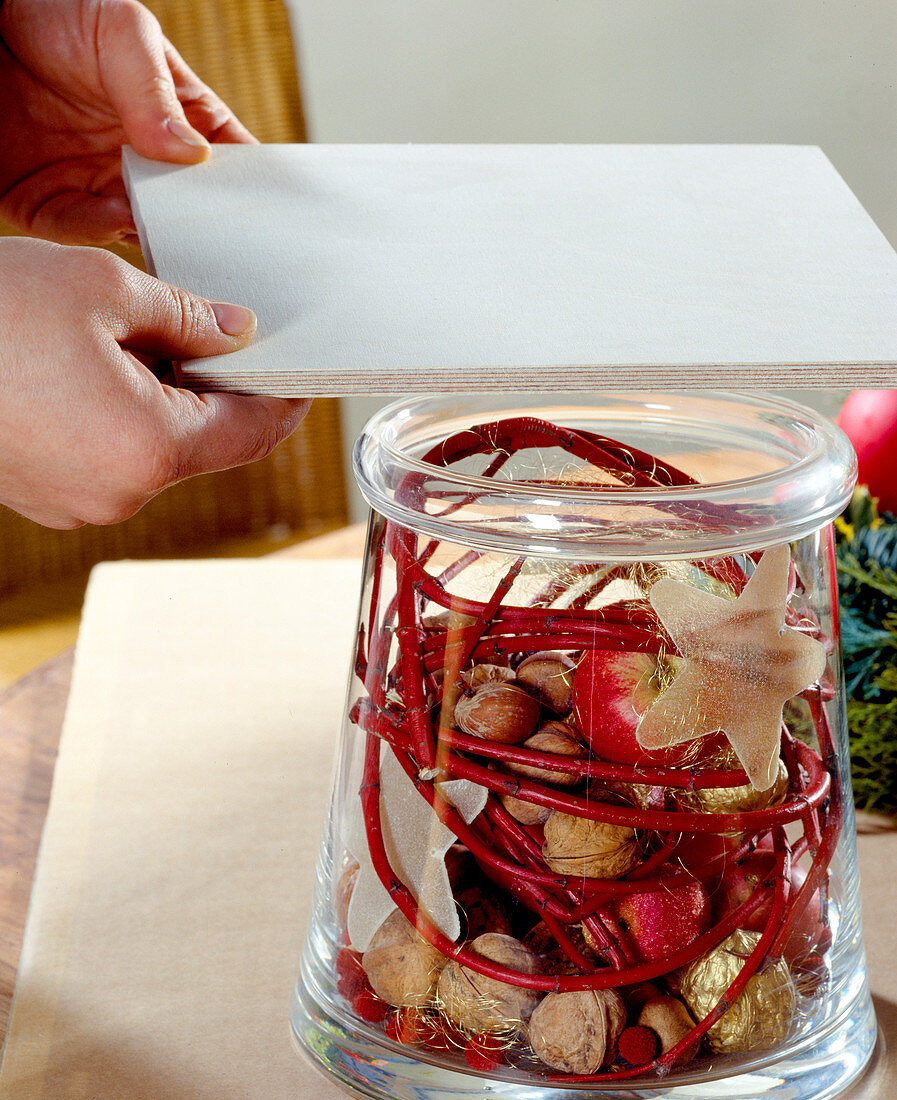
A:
[344,746,487,951]
[637,545,827,791]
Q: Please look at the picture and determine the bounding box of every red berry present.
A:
[616,1024,658,1066]
[464,1032,505,1071]
[352,989,391,1023]
[335,948,369,999]
[386,1007,440,1045]
[336,947,366,982]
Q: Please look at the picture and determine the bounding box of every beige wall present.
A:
[286,1,892,517]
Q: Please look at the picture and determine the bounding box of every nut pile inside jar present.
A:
[332,416,838,1082]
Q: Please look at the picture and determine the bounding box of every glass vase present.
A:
[292,392,876,1100]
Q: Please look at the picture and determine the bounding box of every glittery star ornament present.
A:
[638,545,826,790]
[344,745,487,951]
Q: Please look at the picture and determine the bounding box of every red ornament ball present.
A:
[352,988,391,1023]
[616,1024,659,1066]
[837,389,897,514]
[464,1032,505,1071]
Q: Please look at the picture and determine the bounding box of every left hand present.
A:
[0,0,256,247]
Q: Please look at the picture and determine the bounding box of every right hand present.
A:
[0,237,310,528]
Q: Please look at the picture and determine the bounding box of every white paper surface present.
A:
[123,143,897,395]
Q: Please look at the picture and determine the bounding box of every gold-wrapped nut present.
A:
[455,683,541,744]
[436,932,542,1034]
[637,995,699,1065]
[515,651,575,714]
[679,929,796,1053]
[499,791,551,825]
[362,909,448,1008]
[677,758,789,814]
[542,812,640,878]
[528,989,625,1073]
[506,721,584,787]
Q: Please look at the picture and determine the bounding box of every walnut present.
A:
[436,933,542,1034]
[499,791,551,825]
[455,682,541,743]
[528,988,626,1073]
[515,651,575,714]
[506,721,584,787]
[362,909,448,1008]
[542,812,640,878]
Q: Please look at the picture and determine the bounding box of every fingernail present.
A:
[210,301,257,336]
[166,116,211,150]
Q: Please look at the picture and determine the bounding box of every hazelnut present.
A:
[591,779,666,811]
[622,981,662,1014]
[524,920,599,976]
[528,988,625,1073]
[436,933,542,1034]
[362,909,448,1008]
[507,721,584,787]
[542,813,640,878]
[455,682,541,744]
[455,884,513,940]
[462,663,517,691]
[422,609,477,632]
[444,842,474,887]
[499,791,551,825]
[335,859,359,931]
[515,651,575,714]
[637,995,699,1065]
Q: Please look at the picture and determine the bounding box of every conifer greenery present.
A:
[836,490,897,814]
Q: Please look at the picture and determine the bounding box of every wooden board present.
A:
[124,144,897,395]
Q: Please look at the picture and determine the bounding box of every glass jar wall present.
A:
[291,393,875,1100]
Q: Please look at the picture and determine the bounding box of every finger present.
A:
[165,45,258,145]
[1,157,137,244]
[161,390,312,480]
[106,265,259,359]
[29,193,135,246]
[96,0,211,163]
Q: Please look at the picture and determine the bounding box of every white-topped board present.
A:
[123,143,897,394]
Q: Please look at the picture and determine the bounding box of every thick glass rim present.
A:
[353,391,857,559]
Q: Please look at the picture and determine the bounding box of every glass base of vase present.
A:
[291,964,877,1100]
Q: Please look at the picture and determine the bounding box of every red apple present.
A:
[573,648,706,766]
[605,880,711,963]
[837,389,897,514]
[711,849,824,964]
[675,830,744,878]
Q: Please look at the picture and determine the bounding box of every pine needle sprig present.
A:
[836,489,897,813]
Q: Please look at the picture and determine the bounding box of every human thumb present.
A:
[97,1,210,163]
[105,262,311,480]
